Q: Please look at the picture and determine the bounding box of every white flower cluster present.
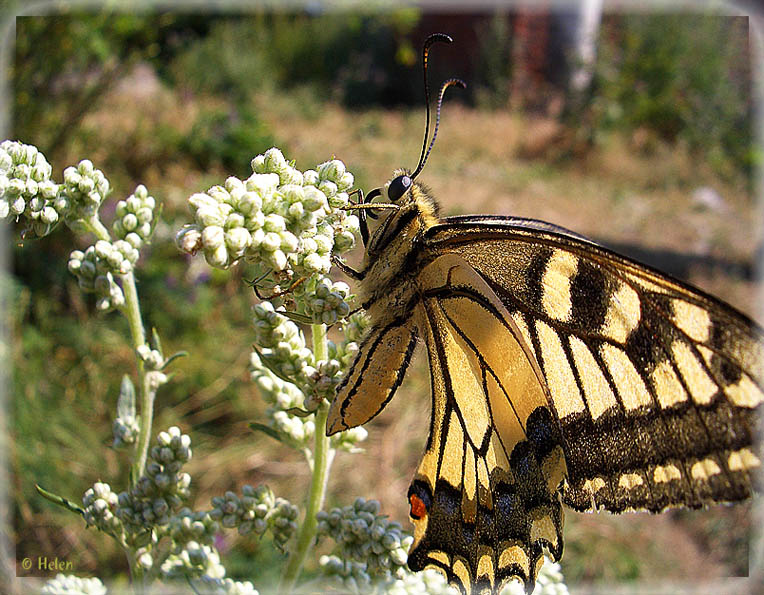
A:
[67,240,127,311]
[67,239,141,311]
[249,350,321,452]
[0,141,117,239]
[301,358,343,412]
[341,310,368,344]
[383,568,457,595]
[167,508,220,547]
[249,346,366,452]
[136,343,169,391]
[176,147,358,276]
[296,276,352,326]
[209,485,298,548]
[319,555,374,592]
[251,300,339,408]
[0,140,58,236]
[504,561,568,595]
[74,239,139,276]
[136,344,164,369]
[112,184,155,248]
[57,159,110,228]
[196,576,260,595]
[252,301,314,381]
[250,300,366,443]
[117,427,192,532]
[384,568,459,595]
[161,541,225,581]
[112,414,140,447]
[319,557,453,594]
[82,481,123,538]
[317,498,412,578]
[41,574,107,595]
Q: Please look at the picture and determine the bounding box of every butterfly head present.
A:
[386,172,413,202]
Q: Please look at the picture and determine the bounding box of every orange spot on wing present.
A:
[409,493,427,520]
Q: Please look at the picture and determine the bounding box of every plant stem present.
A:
[278,323,335,593]
[124,270,151,480]
[84,215,111,242]
[125,549,145,595]
[82,215,151,481]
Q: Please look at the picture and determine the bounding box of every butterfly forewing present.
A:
[425,218,763,513]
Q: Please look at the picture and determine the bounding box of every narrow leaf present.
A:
[151,328,163,356]
[249,422,287,444]
[283,311,314,325]
[35,484,84,515]
[251,346,297,385]
[161,351,188,370]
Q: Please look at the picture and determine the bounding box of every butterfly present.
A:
[326,34,763,594]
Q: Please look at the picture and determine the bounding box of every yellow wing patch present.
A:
[427,220,762,515]
[403,254,565,594]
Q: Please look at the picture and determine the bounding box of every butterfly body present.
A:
[353,170,439,321]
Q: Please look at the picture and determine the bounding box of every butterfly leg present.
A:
[332,256,365,281]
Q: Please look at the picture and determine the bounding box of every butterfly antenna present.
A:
[413,77,466,180]
[411,33,452,179]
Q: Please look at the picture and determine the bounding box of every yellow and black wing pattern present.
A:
[405,253,566,593]
[328,214,763,594]
[427,216,763,515]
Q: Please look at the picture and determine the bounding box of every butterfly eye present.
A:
[388,175,412,202]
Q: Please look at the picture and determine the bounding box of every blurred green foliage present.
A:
[591,14,755,180]
[166,11,421,106]
[177,105,276,176]
[473,14,514,108]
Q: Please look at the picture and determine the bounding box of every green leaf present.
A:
[35,484,84,515]
[132,529,153,548]
[283,311,314,325]
[161,351,188,370]
[285,407,313,418]
[249,422,288,444]
[243,268,272,288]
[251,346,297,385]
[148,202,163,240]
[151,327,163,356]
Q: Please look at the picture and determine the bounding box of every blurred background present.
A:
[6,2,762,592]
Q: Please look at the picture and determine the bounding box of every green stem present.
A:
[83,215,111,242]
[125,549,145,595]
[82,215,151,481]
[124,270,151,480]
[278,324,335,593]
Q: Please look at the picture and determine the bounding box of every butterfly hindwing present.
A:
[406,254,565,594]
[426,217,763,513]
